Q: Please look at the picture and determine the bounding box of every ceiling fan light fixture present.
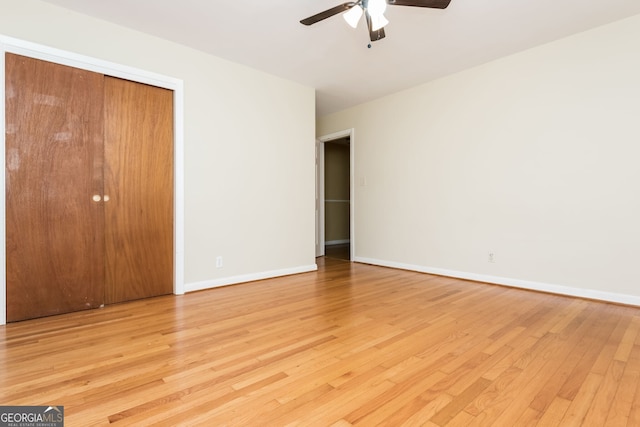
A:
[299,0,453,43]
[367,0,387,18]
[343,5,363,28]
[370,14,389,31]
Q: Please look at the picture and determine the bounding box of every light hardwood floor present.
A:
[1,258,640,426]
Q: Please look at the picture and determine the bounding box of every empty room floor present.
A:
[1,257,639,425]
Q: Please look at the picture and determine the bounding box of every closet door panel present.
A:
[104,77,174,304]
[5,53,105,322]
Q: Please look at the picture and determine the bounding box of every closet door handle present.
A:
[103,195,110,202]
[92,195,101,202]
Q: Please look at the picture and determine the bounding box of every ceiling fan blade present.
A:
[300,3,356,26]
[365,11,386,42]
[387,0,452,8]
[370,26,386,42]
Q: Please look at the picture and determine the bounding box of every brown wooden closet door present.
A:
[103,77,174,304]
[5,53,105,322]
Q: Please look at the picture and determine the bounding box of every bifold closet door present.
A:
[5,53,105,322]
[103,77,174,304]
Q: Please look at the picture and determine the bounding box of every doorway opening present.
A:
[324,137,351,261]
[316,129,354,262]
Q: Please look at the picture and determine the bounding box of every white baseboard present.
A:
[185,264,318,293]
[353,256,640,307]
[326,239,350,246]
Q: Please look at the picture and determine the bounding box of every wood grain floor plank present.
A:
[603,344,640,426]
[430,377,492,426]
[558,371,603,426]
[527,305,619,413]
[615,315,640,362]
[344,369,446,425]
[514,406,542,426]
[472,336,567,426]
[582,359,625,425]
[389,393,454,427]
[536,396,571,426]
[442,409,477,427]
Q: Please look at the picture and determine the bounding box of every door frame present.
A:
[0,35,185,325]
[317,128,355,261]
[315,140,325,257]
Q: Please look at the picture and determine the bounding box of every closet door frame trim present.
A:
[0,35,185,325]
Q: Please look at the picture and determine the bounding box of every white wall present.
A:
[318,14,640,305]
[0,0,316,295]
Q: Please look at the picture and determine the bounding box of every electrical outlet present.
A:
[216,256,223,268]
[488,252,495,263]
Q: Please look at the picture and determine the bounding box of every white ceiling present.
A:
[42,0,640,116]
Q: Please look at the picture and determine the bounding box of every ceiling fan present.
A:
[300,0,452,43]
